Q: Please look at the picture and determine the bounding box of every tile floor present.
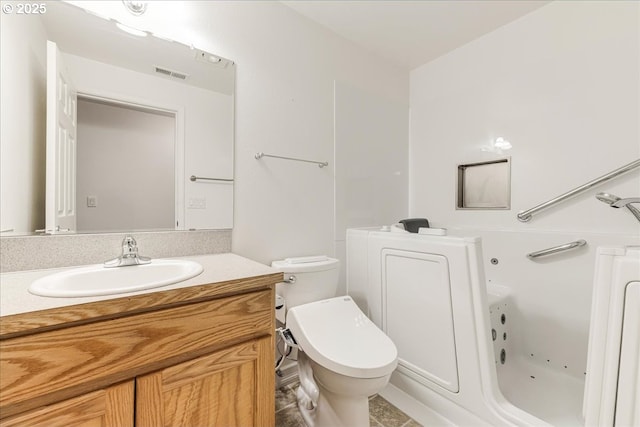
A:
[276,382,422,427]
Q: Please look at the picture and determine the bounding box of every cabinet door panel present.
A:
[0,381,133,427]
[136,337,273,427]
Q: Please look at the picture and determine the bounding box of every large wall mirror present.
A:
[0,1,235,236]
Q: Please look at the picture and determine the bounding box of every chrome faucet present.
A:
[596,193,640,222]
[104,235,151,268]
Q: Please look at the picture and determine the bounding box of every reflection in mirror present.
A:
[457,158,511,209]
[76,97,175,233]
[0,1,235,236]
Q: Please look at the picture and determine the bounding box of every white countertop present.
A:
[0,253,277,317]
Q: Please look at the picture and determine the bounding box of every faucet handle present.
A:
[122,235,139,256]
[104,235,150,267]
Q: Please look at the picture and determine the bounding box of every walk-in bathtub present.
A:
[346,228,639,426]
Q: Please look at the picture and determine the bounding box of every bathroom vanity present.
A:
[0,254,281,427]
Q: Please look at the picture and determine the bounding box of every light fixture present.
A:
[115,22,148,37]
[122,0,148,16]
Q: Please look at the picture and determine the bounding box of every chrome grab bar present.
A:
[526,239,587,259]
[190,175,234,182]
[517,159,640,222]
[255,152,329,168]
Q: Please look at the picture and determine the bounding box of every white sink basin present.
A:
[29,259,204,298]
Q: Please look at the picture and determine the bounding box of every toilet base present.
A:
[297,382,370,427]
[295,352,391,427]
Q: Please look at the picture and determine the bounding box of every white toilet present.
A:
[272,256,398,427]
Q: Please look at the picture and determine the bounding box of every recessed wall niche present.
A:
[457,158,511,209]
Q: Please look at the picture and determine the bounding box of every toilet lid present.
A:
[286,296,398,379]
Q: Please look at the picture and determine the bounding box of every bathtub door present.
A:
[380,248,459,393]
[584,247,640,426]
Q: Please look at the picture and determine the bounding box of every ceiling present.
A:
[282,1,550,70]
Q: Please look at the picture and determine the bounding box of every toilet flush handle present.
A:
[284,275,296,284]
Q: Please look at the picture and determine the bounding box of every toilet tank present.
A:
[271,256,340,309]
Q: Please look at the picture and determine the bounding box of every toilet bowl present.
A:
[272,256,397,427]
[287,296,397,427]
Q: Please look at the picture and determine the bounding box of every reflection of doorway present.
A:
[76,96,176,232]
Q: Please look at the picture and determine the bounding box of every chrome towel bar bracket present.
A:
[527,239,587,259]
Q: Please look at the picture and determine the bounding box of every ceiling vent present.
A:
[154,66,188,80]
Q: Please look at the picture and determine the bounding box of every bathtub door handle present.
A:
[527,240,587,259]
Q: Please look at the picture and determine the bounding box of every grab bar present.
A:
[517,159,640,222]
[526,239,587,259]
[190,175,234,183]
[255,152,329,168]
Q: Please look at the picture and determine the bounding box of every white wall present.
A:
[410,0,640,376]
[334,81,409,293]
[76,99,175,232]
[224,2,409,265]
[0,12,47,234]
[410,0,639,233]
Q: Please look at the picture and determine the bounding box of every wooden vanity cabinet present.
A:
[0,275,278,427]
